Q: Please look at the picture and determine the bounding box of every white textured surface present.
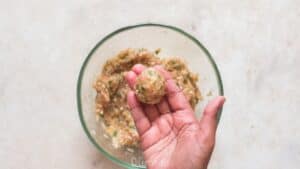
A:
[1,0,299,169]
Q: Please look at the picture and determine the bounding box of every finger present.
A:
[199,96,225,137]
[144,104,160,122]
[156,97,171,114]
[127,91,151,135]
[132,64,146,75]
[154,65,192,112]
[165,79,192,111]
[125,71,137,89]
[153,65,173,79]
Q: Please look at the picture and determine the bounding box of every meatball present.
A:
[134,68,166,104]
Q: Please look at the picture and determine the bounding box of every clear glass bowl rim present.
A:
[77,23,224,169]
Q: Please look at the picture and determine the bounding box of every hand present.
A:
[125,64,225,169]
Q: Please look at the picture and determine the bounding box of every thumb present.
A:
[199,96,225,137]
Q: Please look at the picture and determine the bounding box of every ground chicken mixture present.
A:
[93,48,201,148]
[135,68,166,104]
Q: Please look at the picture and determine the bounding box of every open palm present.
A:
[126,64,225,169]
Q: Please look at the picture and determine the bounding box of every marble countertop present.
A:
[1,0,299,168]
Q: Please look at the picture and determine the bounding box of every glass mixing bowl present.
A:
[77,23,224,168]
